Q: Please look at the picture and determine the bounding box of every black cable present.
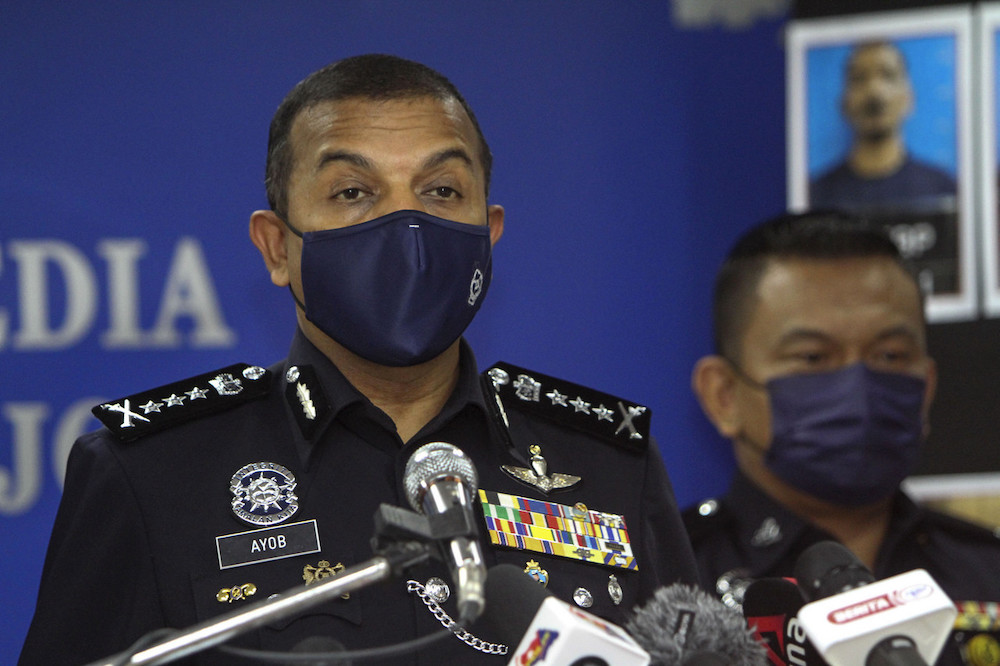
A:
[105,628,179,666]
[214,626,456,663]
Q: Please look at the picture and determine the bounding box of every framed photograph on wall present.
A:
[978,3,1000,316]
[787,7,976,322]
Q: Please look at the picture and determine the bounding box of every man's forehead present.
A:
[750,256,924,330]
[848,43,905,73]
[292,96,472,140]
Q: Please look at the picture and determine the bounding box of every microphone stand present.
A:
[89,502,475,666]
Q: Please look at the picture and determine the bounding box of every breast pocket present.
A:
[189,551,364,656]
[486,547,638,626]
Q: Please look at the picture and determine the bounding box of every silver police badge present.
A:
[230,462,299,526]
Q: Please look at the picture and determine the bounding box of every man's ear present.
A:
[921,357,938,438]
[249,209,292,287]
[691,355,743,439]
[487,204,504,246]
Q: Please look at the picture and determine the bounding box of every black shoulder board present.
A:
[923,506,1000,544]
[92,363,272,442]
[484,361,651,451]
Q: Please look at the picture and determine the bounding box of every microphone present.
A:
[477,563,650,665]
[626,583,766,665]
[792,541,956,666]
[403,441,486,624]
[741,577,827,665]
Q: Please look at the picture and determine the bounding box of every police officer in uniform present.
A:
[19,54,698,665]
[684,211,1000,666]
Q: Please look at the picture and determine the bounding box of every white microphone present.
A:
[793,541,956,666]
[477,564,649,666]
[403,441,486,624]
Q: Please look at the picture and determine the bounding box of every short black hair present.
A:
[845,40,909,80]
[712,210,915,362]
[264,53,493,220]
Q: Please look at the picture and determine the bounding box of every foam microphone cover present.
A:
[626,583,766,666]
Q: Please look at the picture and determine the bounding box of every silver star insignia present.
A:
[140,400,163,414]
[163,393,186,407]
[569,396,591,414]
[593,404,614,422]
[186,386,209,400]
[546,389,569,407]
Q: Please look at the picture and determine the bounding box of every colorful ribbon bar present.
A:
[479,489,637,571]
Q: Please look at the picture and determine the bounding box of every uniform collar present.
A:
[281,328,490,464]
[724,472,817,575]
[725,472,932,578]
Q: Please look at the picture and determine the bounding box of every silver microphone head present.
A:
[403,442,479,512]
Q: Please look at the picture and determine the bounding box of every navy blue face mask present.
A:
[285,209,492,367]
[742,362,926,506]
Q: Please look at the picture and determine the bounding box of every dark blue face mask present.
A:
[749,363,926,506]
[285,209,492,367]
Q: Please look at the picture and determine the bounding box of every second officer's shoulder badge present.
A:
[93,363,271,441]
[484,361,651,451]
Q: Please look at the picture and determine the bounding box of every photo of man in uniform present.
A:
[810,40,956,212]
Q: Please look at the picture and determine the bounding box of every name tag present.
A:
[216,519,321,570]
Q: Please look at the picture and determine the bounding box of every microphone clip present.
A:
[371,502,478,576]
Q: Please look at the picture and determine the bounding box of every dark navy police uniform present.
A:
[684,472,1000,666]
[20,329,698,665]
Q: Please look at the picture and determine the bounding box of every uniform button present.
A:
[698,499,719,517]
[424,577,451,603]
[751,517,782,547]
[573,587,594,608]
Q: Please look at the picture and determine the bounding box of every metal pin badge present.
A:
[524,559,549,587]
[573,587,594,608]
[501,444,581,494]
[303,560,349,599]
[608,575,623,605]
[217,583,257,603]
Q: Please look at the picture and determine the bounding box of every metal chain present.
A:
[406,579,508,656]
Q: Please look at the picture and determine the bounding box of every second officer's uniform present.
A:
[684,473,1000,666]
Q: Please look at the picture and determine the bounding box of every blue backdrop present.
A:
[0,2,788,660]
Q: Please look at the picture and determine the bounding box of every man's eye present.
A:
[430,186,460,199]
[334,188,365,201]
[796,352,826,364]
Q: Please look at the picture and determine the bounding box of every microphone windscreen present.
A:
[626,583,765,666]
[793,541,874,602]
[741,577,805,619]
[682,651,733,665]
[473,563,552,646]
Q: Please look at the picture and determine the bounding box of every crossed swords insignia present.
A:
[102,399,150,428]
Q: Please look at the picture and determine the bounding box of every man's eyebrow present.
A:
[314,150,374,173]
[874,325,922,343]
[422,148,474,171]
[775,328,832,347]
[776,325,922,347]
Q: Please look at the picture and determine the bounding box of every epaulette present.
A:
[921,506,1000,544]
[92,363,272,442]
[682,497,731,543]
[483,361,651,451]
